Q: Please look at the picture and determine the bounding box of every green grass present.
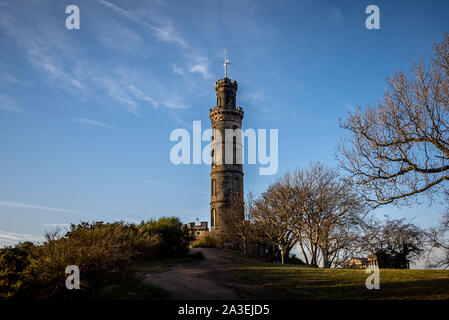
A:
[233,264,449,300]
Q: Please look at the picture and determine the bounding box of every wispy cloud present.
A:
[0,71,32,85]
[0,200,89,214]
[0,93,26,114]
[190,63,211,79]
[72,117,121,130]
[127,85,159,108]
[95,0,211,80]
[0,0,210,121]
[173,65,185,76]
[163,100,188,110]
[0,3,162,116]
[0,230,43,247]
[144,180,208,195]
[95,0,188,48]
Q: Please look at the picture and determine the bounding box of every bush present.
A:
[191,234,220,248]
[23,222,149,300]
[0,217,193,300]
[0,242,35,299]
[139,217,194,258]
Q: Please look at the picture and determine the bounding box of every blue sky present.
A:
[1,0,449,248]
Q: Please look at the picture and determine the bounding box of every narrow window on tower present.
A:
[212,179,217,196]
[212,208,217,226]
[233,125,237,165]
[211,132,215,166]
[217,97,221,106]
[233,136,236,164]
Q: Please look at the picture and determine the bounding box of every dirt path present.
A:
[142,248,281,300]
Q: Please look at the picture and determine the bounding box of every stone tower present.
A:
[209,76,244,232]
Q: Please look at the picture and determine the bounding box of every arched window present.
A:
[211,208,217,226]
[217,97,221,106]
[212,179,217,196]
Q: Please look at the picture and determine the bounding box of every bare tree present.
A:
[218,192,257,254]
[252,175,298,264]
[338,34,449,207]
[361,217,425,269]
[291,163,366,267]
[427,212,449,269]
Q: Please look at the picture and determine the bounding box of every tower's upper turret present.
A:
[215,78,238,110]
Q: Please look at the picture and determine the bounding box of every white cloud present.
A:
[190,63,211,79]
[0,200,89,214]
[163,100,188,110]
[0,4,156,116]
[72,118,121,130]
[127,85,159,108]
[0,0,209,121]
[0,230,43,247]
[95,0,188,48]
[95,0,212,82]
[87,70,141,116]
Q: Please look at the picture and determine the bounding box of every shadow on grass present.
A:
[233,266,449,300]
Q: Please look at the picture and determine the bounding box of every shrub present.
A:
[0,242,35,299]
[139,217,194,258]
[191,234,220,248]
[0,217,192,300]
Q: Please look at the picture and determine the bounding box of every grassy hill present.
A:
[232,262,449,300]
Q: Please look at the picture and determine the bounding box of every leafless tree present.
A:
[218,192,257,254]
[361,217,425,268]
[427,212,449,269]
[338,34,449,207]
[252,175,298,264]
[291,163,366,267]
[251,164,365,267]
